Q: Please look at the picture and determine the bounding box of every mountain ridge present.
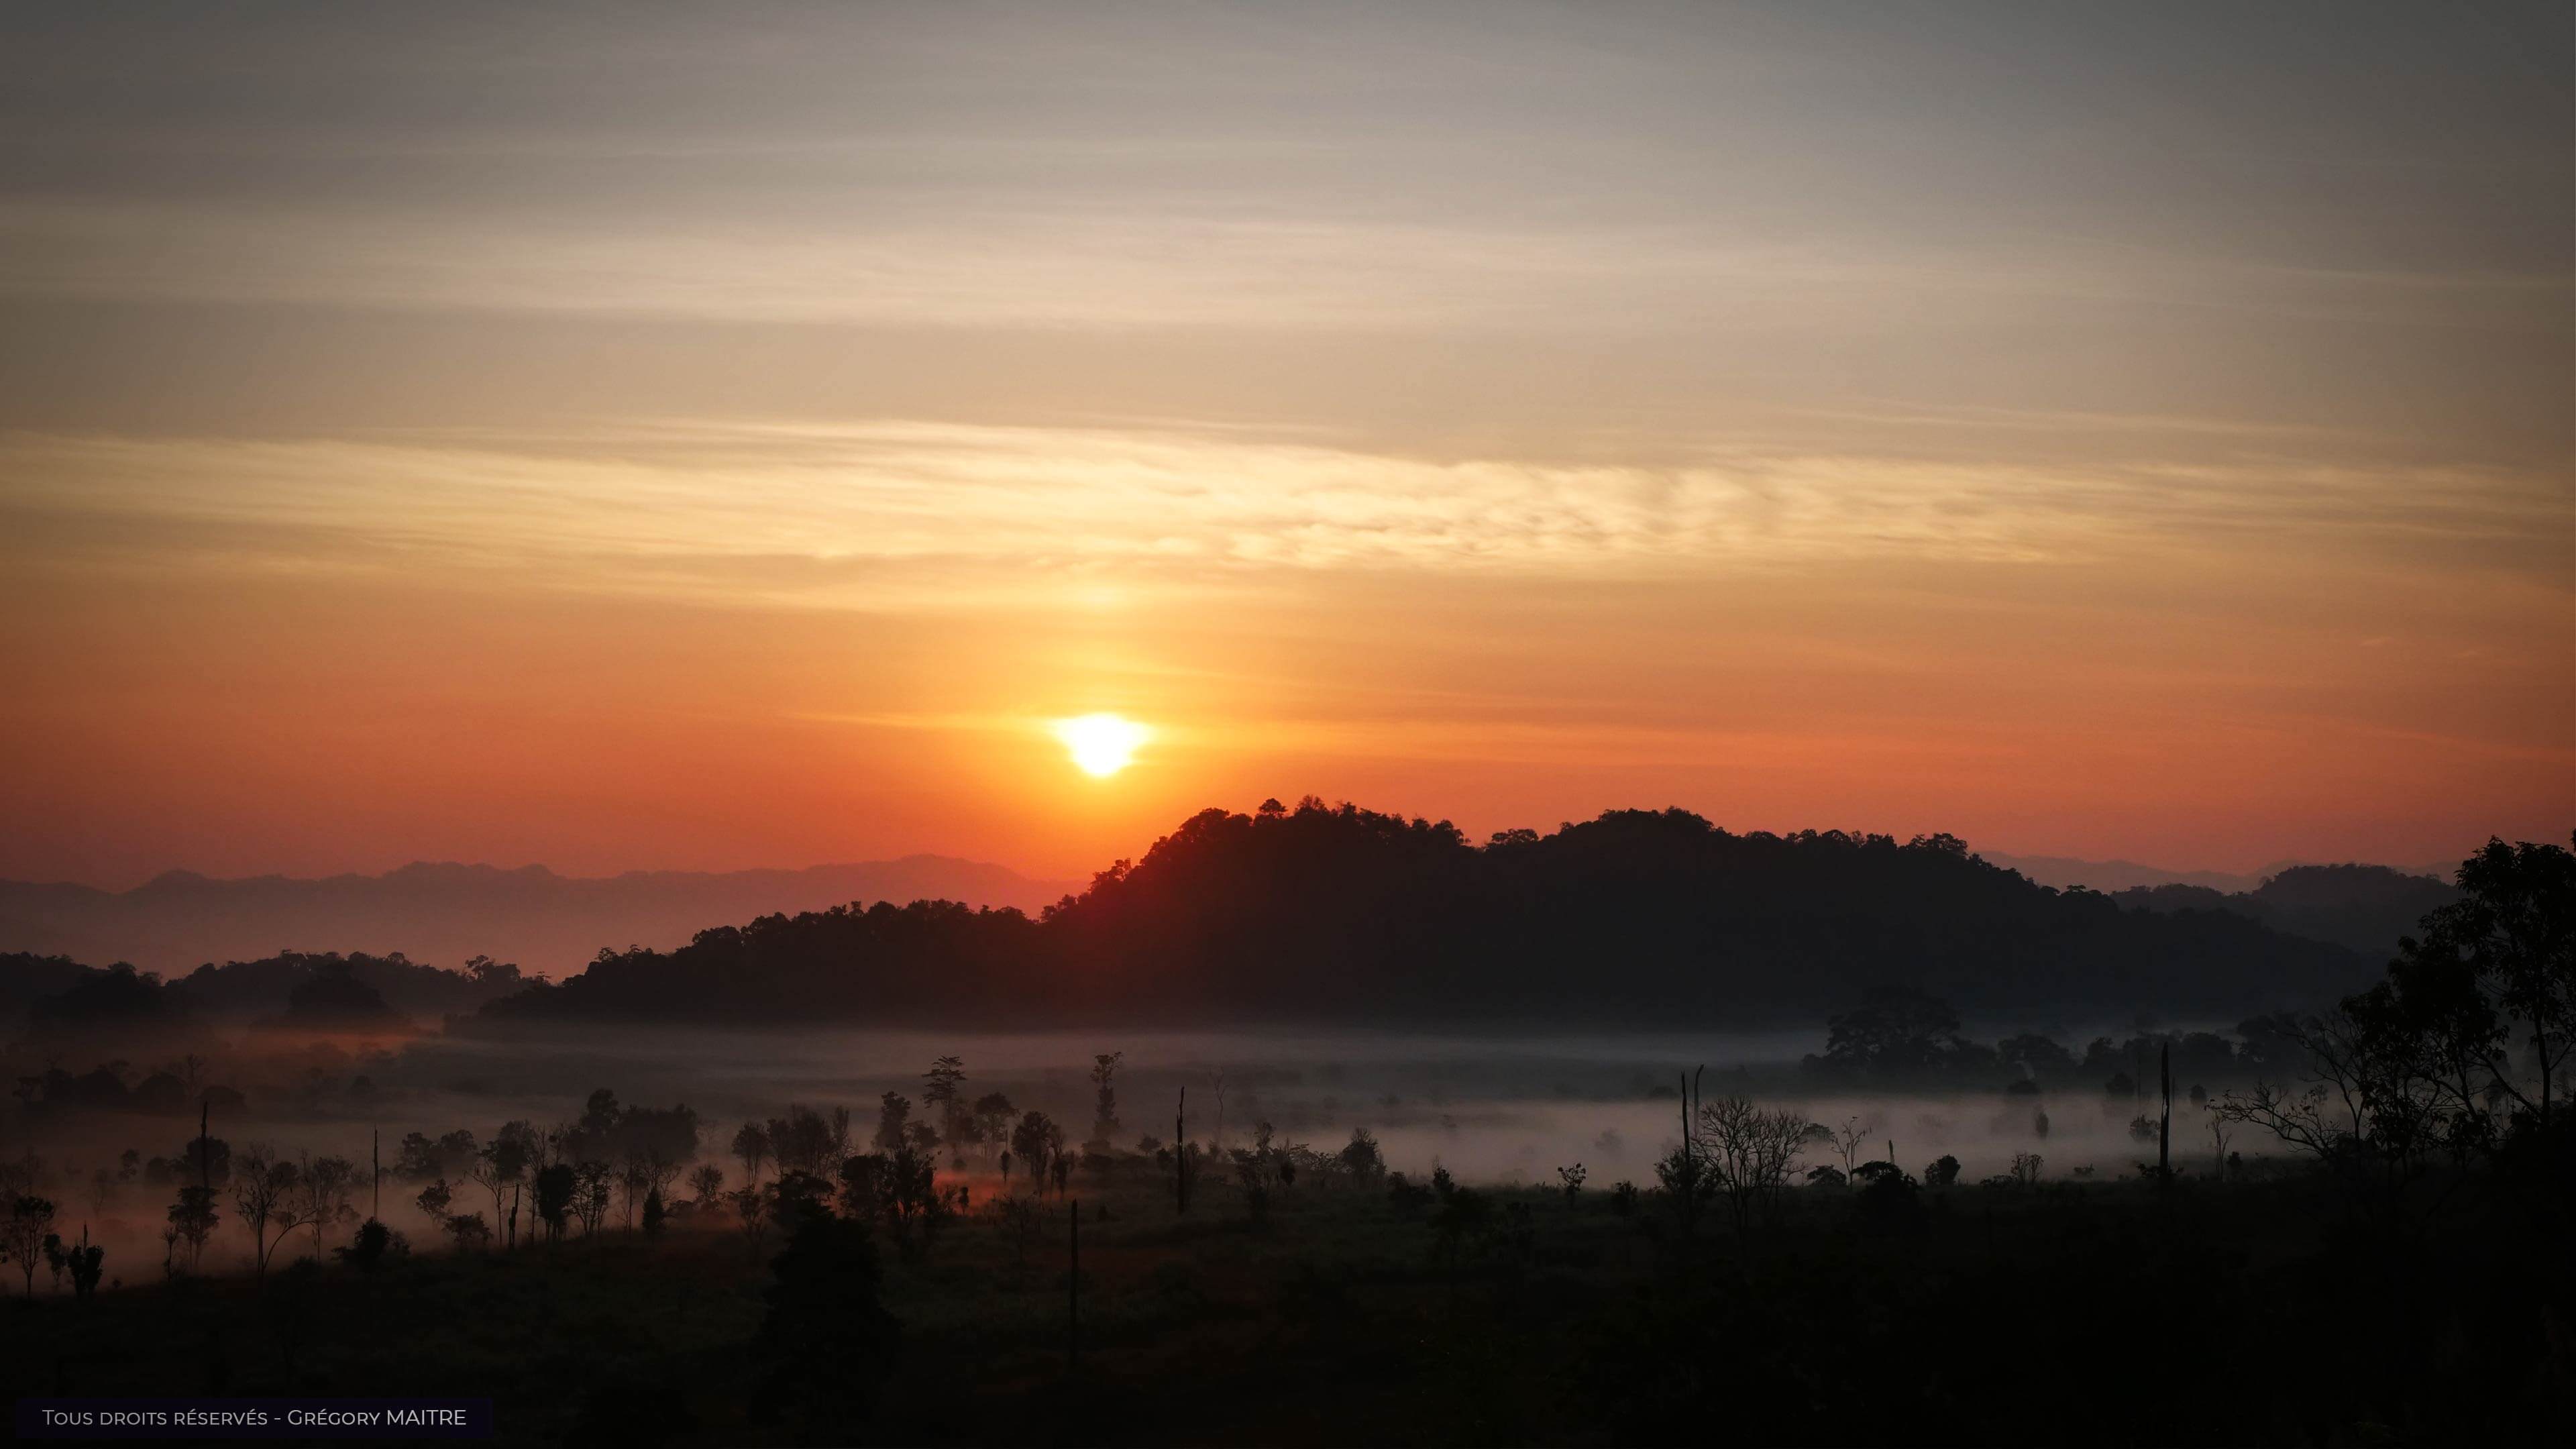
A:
[0,856,1081,975]
[1980,850,2452,896]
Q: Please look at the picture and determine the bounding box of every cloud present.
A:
[3,419,2560,619]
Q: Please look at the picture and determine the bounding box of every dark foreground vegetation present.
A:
[3,1134,2568,1446]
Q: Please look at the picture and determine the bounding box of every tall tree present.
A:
[924,1057,968,1161]
[2395,835,2573,1127]
[1089,1052,1124,1146]
[297,1155,360,1260]
[873,1093,912,1155]
[1,1196,58,1297]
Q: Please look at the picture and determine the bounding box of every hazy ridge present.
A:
[0,857,1081,976]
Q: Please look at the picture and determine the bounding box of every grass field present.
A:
[5,1156,2569,1446]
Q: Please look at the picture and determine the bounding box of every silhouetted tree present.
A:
[2387,835,2573,1128]
[765,1106,841,1179]
[924,1057,967,1163]
[753,1212,900,1436]
[3,1195,58,1296]
[296,1155,359,1260]
[1010,1111,1063,1194]
[337,1218,394,1271]
[54,1226,104,1301]
[1698,1096,1811,1230]
[229,1146,299,1282]
[467,1130,531,1248]
[1089,1051,1124,1146]
[971,1093,1015,1165]
[1851,1160,1923,1233]
[573,1161,614,1236]
[770,1171,836,1232]
[733,1121,771,1185]
[393,1130,478,1183]
[1337,1127,1386,1183]
[873,1093,911,1155]
[166,1186,218,1271]
[729,1185,771,1252]
[616,1157,651,1230]
[1819,987,1970,1075]
[689,1163,724,1204]
[443,1211,490,1254]
[533,1163,576,1242]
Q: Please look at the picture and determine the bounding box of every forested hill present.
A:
[473,800,2382,1030]
[2111,864,2456,957]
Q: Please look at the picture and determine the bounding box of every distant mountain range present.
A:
[2104,865,2457,960]
[0,858,1081,976]
[1980,851,2455,896]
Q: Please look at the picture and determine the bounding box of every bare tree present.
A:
[616,1156,652,1230]
[296,1155,360,1260]
[229,1144,300,1282]
[729,1183,771,1252]
[2211,1008,2449,1203]
[574,1161,614,1236]
[1699,1097,1811,1231]
[464,1142,518,1240]
[1830,1115,1872,1181]
[645,1149,684,1206]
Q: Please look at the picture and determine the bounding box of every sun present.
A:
[1054,713,1149,777]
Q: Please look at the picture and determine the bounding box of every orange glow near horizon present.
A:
[0,6,2565,890]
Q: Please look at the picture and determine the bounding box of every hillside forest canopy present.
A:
[0,801,2417,1040]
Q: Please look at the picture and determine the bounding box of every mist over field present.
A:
[22,1021,2231,1282]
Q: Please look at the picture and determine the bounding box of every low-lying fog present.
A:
[16,1025,2237,1283]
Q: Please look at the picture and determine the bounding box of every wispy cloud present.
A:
[3,191,2555,335]
[3,419,2559,612]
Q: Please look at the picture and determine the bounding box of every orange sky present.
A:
[1,3,2569,887]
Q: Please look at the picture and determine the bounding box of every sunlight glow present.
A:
[1055,713,1150,777]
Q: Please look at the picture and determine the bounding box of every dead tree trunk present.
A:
[2157,1043,2172,1181]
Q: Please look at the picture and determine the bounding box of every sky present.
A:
[1,0,2569,889]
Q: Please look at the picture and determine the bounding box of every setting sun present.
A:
[1055,713,1150,777]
